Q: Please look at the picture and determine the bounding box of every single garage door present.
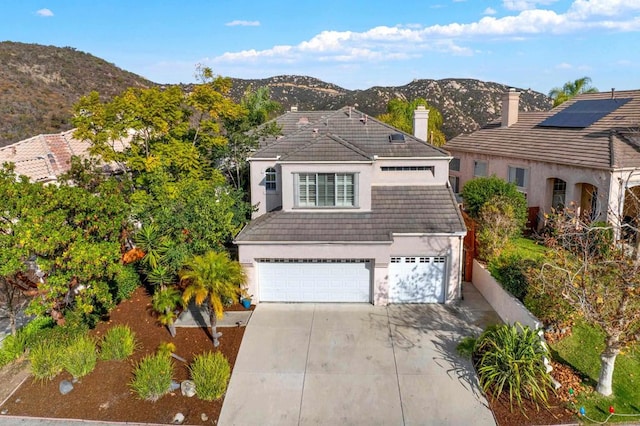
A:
[388,256,447,303]
[258,259,372,302]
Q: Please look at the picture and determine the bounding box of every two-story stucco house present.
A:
[234,106,466,305]
[445,89,640,233]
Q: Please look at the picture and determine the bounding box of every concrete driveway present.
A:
[219,284,501,426]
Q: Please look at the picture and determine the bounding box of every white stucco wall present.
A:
[279,162,373,212]
[237,233,463,305]
[371,157,451,186]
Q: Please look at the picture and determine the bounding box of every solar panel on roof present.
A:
[538,98,632,128]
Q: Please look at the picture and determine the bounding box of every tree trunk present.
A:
[596,346,620,396]
[209,303,222,348]
[8,309,17,336]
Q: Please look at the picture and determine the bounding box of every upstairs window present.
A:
[265,167,277,191]
[449,158,460,172]
[296,173,355,207]
[508,166,529,191]
[473,161,487,177]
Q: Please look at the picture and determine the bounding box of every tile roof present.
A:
[0,129,127,182]
[254,107,450,160]
[235,185,466,243]
[445,90,640,170]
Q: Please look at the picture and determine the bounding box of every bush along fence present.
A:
[472,259,560,389]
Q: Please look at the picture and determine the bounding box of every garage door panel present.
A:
[259,260,371,303]
[389,257,446,303]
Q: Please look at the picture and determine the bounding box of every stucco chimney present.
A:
[413,105,429,142]
[290,105,298,112]
[501,88,520,127]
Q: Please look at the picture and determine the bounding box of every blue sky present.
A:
[1,0,639,94]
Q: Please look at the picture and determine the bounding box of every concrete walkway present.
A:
[219,282,501,426]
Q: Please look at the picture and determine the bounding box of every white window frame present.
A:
[265,167,277,191]
[508,166,529,191]
[295,173,357,207]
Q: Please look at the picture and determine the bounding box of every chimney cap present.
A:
[416,105,427,111]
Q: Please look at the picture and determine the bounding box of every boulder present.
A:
[181,380,196,397]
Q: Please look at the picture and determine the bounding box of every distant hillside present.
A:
[228,75,552,139]
[0,42,153,146]
[0,42,552,146]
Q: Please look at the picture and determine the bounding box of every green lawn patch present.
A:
[507,236,548,260]
[551,320,640,423]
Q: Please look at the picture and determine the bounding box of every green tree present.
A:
[538,210,640,396]
[461,176,527,225]
[179,251,246,348]
[220,86,281,190]
[477,195,522,261]
[0,166,129,326]
[548,76,598,107]
[377,98,446,146]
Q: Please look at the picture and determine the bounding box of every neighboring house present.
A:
[234,106,466,305]
[445,89,640,232]
[0,129,127,183]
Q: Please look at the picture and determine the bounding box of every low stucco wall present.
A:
[472,259,541,330]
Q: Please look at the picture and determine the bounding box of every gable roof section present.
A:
[280,133,371,162]
[253,107,449,160]
[445,90,640,170]
[235,185,465,243]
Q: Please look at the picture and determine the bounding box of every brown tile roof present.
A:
[254,107,450,160]
[0,129,127,182]
[445,90,640,170]
[235,185,465,243]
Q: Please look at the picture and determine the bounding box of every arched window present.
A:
[265,168,276,191]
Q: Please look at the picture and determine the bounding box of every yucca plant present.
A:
[474,323,553,413]
[100,325,138,360]
[189,351,231,401]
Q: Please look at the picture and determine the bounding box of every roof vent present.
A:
[389,133,405,143]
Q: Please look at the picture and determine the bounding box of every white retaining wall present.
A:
[472,259,541,330]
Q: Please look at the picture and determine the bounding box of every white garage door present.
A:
[258,259,371,302]
[388,256,447,303]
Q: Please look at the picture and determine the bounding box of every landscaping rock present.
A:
[170,380,180,391]
[181,380,196,397]
[172,412,184,424]
[59,380,74,395]
[201,413,208,421]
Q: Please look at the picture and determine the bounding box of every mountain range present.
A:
[0,41,552,147]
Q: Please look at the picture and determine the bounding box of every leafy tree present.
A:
[538,209,640,396]
[461,175,527,225]
[220,86,281,190]
[477,195,522,261]
[377,98,446,146]
[179,251,246,348]
[0,166,130,326]
[548,76,598,107]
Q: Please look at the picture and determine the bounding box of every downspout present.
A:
[458,234,464,301]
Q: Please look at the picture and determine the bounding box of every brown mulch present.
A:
[0,286,250,425]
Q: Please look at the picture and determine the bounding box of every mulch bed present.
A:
[0,286,249,425]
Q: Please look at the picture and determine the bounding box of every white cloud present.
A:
[212,0,640,68]
[503,0,558,11]
[556,62,573,69]
[484,7,498,15]
[36,8,54,17]
[225,20,260,27]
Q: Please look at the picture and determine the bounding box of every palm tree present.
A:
[179,251,246,347]
[376,98,446,146]
[548,76,598,107]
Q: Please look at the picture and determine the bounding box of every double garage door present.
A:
[258,256,447,303]
[258,259,372,303]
